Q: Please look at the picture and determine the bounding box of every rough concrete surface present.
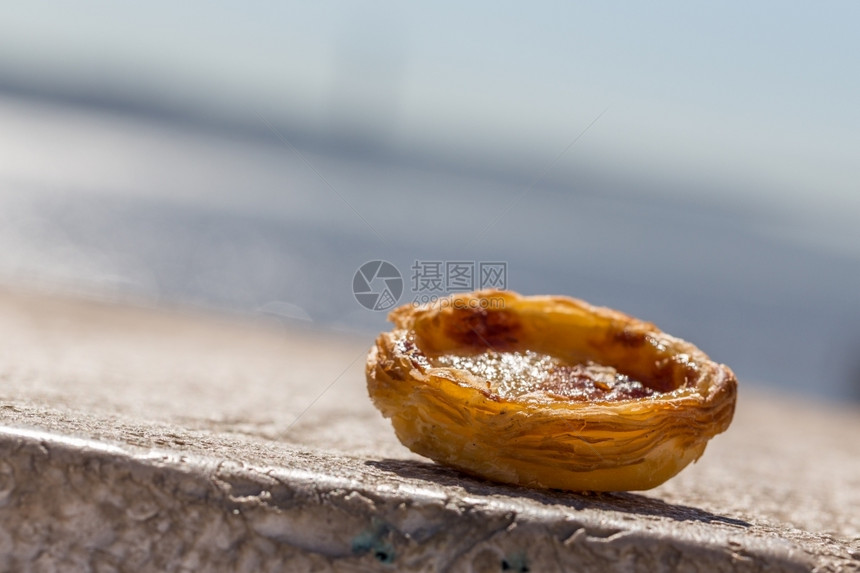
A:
[0,287,858,572]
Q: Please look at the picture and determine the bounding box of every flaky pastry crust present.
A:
[366,290,737,491]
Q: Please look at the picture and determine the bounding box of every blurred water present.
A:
[1,95,859,403]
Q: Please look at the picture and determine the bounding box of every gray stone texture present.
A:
[0,287,858,571]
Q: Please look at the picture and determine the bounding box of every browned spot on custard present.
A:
[613,327,647,348]
[541,363,655,401]
[444,307,521,350]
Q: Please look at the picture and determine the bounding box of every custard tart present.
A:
[366,290,736,491]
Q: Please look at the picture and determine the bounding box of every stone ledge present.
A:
[0,419,828,572]
[0,287,858,571]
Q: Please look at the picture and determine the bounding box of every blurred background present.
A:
[1,1,858,402]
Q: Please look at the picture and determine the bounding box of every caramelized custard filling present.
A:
[429,349,658,402]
